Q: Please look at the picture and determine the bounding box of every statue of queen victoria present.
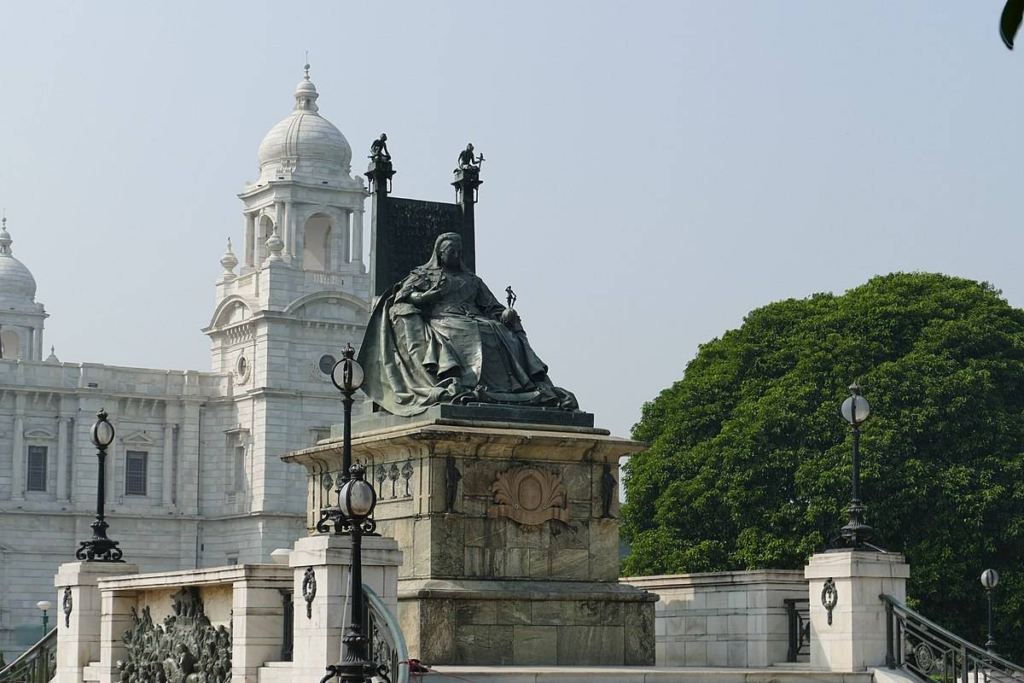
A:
[358,232,578,416]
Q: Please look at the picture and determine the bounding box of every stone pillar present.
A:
[53,562,138,683]
[341,210,351,264]
[12,405,25,500]
[282,200,292,260]
[805,551,910,671]
[56,416,70,501]
[352,208,364,270]
[291,204,305,267]
[244,212,256,270]
[231,575,288,683]
[162,423,174,508]
[288,534,402,680]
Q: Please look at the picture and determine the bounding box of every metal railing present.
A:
[362,584,409,683]
[784,597,811,662]
[883,594,1024,683]
[0,628,56,683]
[281,588,294,662]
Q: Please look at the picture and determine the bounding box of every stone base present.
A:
[398,578,656,666]
[805,550,909,671]
[343,403,599,437]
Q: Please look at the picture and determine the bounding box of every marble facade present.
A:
[0,67,369,660]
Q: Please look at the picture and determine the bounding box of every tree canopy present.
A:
[622,272,1024,659]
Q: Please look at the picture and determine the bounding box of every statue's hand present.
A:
[410,283,443,305]
[500,308,520,329]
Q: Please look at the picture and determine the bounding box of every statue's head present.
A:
[434,232,463,269]
[466,143,474,153]
[380,133,387,141]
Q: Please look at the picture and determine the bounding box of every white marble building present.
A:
[0,67,369,660]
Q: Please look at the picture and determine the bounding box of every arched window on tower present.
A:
[0,329,21,359]
[257,215,275,265]
[303,213,332,271]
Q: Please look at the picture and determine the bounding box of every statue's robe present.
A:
[359,264,576,416]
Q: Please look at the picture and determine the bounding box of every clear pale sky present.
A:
[1,2,1021,438]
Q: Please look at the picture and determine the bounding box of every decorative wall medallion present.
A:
[302,566,317,619]
[487,466,569,526]
[235,354,250,385]
[821,577,838,626]
[62,587,72,628]
[117,587,231,683]
[321,472,334,491]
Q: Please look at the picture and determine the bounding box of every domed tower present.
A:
[0,216,48,361]
[203,66,370,544]
[238,64,366,274]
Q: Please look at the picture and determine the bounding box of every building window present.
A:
[125,451,148,496]
[234,446,246,492]
[27,446,47,492]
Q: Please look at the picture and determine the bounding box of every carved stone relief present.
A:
[117,587,231,683]
[487,466,569,526]
[62,587,72,628]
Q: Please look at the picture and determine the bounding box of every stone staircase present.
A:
[421,665,876,683]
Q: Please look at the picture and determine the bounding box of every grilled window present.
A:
[125,451,148,496]
[27,446,47,492]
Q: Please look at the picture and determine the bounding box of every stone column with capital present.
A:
[244,212,256,271]
[287,534,402,680]
[56,415,70,500]
[805,550,910,671]
[162,422,175,508]
[12,406,25,500]
[352,207,364,270]
[52,561,139,683]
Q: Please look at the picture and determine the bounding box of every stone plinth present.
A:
[53,562,139,683]
[287,534,402,679]
[804,551,910,672]
[283,407,656,666]
[621,570,808,667]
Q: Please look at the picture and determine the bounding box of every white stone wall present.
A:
[621,569,808,668]
[1,73,372,662]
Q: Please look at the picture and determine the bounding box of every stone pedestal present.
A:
[53,562,139,683]
[283,406,657,666]
[805,551,910,671]
[288,534,402,679]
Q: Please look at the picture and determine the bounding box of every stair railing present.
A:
[883,594,1024,683]
[0,628,57,683]
[362,584,409,683]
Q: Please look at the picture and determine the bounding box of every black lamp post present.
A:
[330,344,364,488]
[838,383,874,549]
[36,601,51,639]
[76,409,123,562]
[981,568,999,652]
[320,464,380,683]
[318,346,383,683]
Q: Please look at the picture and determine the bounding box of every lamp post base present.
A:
[836,501,874,550]
[76,521,123,562]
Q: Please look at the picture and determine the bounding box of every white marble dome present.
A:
[256,68,352,181]
[0,220,37,306]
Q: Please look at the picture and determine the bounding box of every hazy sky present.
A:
[1,2,1021,438]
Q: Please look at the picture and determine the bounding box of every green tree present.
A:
[622,273,1024,661]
